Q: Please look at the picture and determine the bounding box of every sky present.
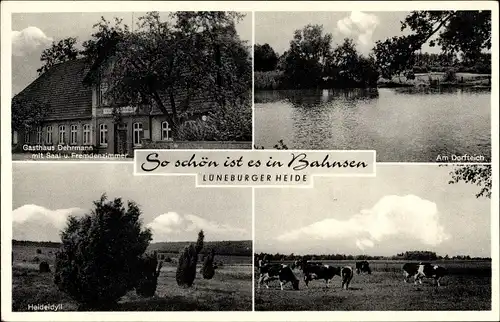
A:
[255,11,441,56]
[255,165,491,258]
[11,11,252,95]
[12,163,252,243]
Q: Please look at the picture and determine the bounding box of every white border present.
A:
[1,1,499,321]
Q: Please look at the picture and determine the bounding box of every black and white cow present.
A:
[402,262,447,286]
[341,266,354,290]
[300,260,341,288]
[355,261,372,274]
[258,263,299,290]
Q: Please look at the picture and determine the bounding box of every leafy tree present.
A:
[254,43,279,71]
[448,164,491,198]
[373,11,491,79]
[37,37,80,75]
[54,194,152,310]
[82,12,251,135]
[282,24,332,88]
[11,97,50,132]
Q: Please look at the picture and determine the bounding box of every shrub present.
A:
[202,249,216,280]
[443,68,457,83]
[177,102,252,142]
[175,230,204,287]
[39,261,50,273]
[135,252,163,297]
[54,194,152,310]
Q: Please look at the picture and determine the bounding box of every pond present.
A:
[254,88,491,162]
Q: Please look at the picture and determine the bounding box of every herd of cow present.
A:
[256,259,448,290]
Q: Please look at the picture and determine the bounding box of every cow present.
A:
[402,262,447,286]
[355,261,372,274]
[402,262,420,283]
[341,266,354,290]
[414,263,447,286]
[299,259,341,288]
[257,263,299,290]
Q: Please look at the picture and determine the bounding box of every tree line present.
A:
[255,251,491,262]
[255,10,491,90]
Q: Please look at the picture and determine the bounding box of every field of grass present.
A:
[255,260,491,311]
[12,245,252,311]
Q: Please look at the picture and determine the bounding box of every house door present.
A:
[115,124,128,155]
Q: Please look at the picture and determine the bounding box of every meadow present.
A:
[255,260,491,311]
[12,244,252,311]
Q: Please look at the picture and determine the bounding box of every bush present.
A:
[39,261,50,273]
[443,68,457,83]
[202,249,216,280]
[177,103,252,142]
[254,71,284,90]
[175,230,204,287]
[54,194,152,310]
[135,252,163,297]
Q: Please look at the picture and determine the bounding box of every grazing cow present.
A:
[300,259,341,288]
[402,262,420,283]
[402,262,447,286]
[258,263,299,290]
[355,261,371,274]
[415,263,447,286]
[341,266,354,290]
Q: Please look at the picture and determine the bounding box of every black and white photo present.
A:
[11,163,253,311]
[254,164,491,311]
[254,11,491,162]
[11,11,252,161]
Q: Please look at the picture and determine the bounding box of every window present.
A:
[83,124,91,145]
[161,121,172,141]
[70,125,78,145]
[46,126,53,144]
[58,125,66,144]
[36,126,42,144]
[99,124,108,146]
[24,130,30,143]
[133,122,143,146]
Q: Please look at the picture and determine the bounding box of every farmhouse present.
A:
[12,58,216,156]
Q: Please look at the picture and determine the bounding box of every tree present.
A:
[11,97,51,133]
[254,43,279,71]
[82,12,251,135]
[37,37,80,75]
[448,165,491,199]
[201,248,216,280]
[54,194,152,310]
[282,24,332,88]
[373,11,491,79]
[176,230,205,287]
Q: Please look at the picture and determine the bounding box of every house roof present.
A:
[13,59,93,121]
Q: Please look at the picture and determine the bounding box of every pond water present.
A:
[254,88,491,162]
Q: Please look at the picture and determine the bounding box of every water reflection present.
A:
[254,88,491,162]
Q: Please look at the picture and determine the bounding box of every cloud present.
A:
[13,205,86,242]
[147,212,248,242]
[336,11,379,53]
[275,195,450,251]
[12,26,53,56]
